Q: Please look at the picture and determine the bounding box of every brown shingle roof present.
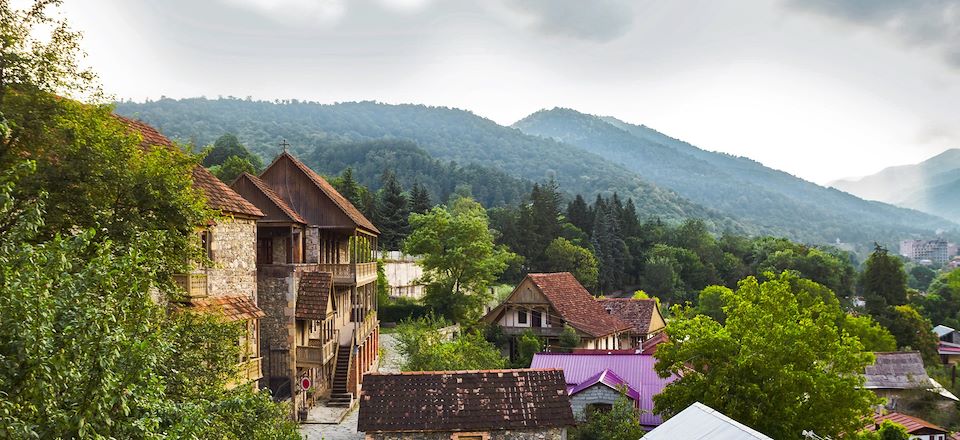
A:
[864,351,930,389]
[527,273,632,338]
[183,295,265,321]
[269,152,379,233]
[233,172,306,224]
[114,115,264,218]
[597,298,659,336]
[296,271,332,321]
[868,412,947,434]
[358,369,575,433]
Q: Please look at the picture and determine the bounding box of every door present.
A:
[532,310,542,328]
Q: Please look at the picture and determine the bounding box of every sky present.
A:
[58,0,960,184]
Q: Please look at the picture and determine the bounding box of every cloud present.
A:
[786,0,960,68]
[219,0,347,24]
[499,0,635,42]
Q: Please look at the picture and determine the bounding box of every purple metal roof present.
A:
[568,369,642,402]
[531,352,677,427]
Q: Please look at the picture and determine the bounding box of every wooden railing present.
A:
[315,262,378,285]
[355,311,378,345]
[322,332,338,364]
[296,345,323,368]
[226,357,262,389]
[173,272,208,298]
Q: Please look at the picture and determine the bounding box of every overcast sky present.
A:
[61,0,960,184]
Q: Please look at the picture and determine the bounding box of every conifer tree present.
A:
[378,170,409,250]
[409,181,432,214]
[336,167,363,207]
[567,194,592,235]
[860,244,908,315]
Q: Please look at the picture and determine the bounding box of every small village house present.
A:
[863,351,958,411]
[643,402,772,440]
[596,297,666,348]
[357,369,575,440]
[530,351,677,427]
[231,152,380,416]
[481,273,632,355]
[120,117,267,390]
[866,412,951,440]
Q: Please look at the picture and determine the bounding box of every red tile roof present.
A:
[527,273,632,338]
[233,172,306,224]
[296,271,332,321]
[597,298,660,336]
[867,412,947,434]
[114,115,263,218]
[358,369,575,433]
[267,152,379,233]
[641,332,669,355]
[181,295,265,321]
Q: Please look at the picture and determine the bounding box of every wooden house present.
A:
[482,273,631,354]
[119,116,267,390]
[597,298,666,348]
[231,152,380,416]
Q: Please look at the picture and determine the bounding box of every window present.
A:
[532,310,542,328]
[451,433,487,440]
[586,403,613,414]
[199,230,212,260]
[517,310,527,324]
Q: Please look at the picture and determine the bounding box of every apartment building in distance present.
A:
[900,238,951,266]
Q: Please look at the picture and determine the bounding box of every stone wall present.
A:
[305,227,319,263]
[258,270,294,352]
[208,217,257,300]
[570,384,622,422]
[366,427,567,440]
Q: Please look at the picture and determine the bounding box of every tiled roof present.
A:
[568,369,641,402]
[234,173,306,223]
[269,152,379,233]
[939,341,960,354]
[864,351,930,389]
[597,298,660,336]
[868,412,947,434]
[531,352,677,427]
[183,295,265,321]
[296,272,332,321]
[358,369,575,433]
[527,273,632,338]
[114,115,263,218]
[641,332,669,355]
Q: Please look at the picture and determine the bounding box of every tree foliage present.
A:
[395,316,506,371]
[569,389,646,440]
[654,272,879,439]
[861,245,908,314]
[544,237,599,290]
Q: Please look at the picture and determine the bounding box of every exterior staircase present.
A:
[328,344,353,407]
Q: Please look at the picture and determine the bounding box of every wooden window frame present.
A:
[451,433,488,440]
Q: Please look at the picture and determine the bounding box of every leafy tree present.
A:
[409,181,432,214]
[378,170,409,250]
[202,133,263,170]
[210,155,256,183]
[544,237,599,290]
[654,272,879,439]
[404,196,516,322]
[861,245,908,315]
[914,269,960,328]
[514,329,543,368]
[557,324,581,351]
[395,316,506,371]
[854,420,910,440]
[569,388,646,440]
[908,265,937,292]
[644,254,681,301]
[885,305,938,362]
[843,314,897,352]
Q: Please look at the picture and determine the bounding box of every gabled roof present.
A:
[934,324,955,338]
[531,352,676,427]
[295,271,333,321]
[526,273,632,338]
[568,368,641,402]
[643,402,772,440]
[357,369,575,433]
[231,173,306,224]
[597,298,663,336]
[115,115,263,218]
[868,412,947,434]
[864,351,959,401]
[180,295,265,322]
[641,332,670,355]
[264,152,378,233]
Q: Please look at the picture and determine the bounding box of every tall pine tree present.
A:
[378,170,410,250]
[591,199,630,294]
[335,167,363,207]
[409,181,432,214]
[567,194,592,235]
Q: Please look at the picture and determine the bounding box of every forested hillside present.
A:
[114,98,730,228]
[832,149,960,222]
[514,108,956,246]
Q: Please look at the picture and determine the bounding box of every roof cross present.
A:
[279,139,290,152]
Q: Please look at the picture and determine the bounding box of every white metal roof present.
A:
[934,325,955,338]
[643,402,773,440]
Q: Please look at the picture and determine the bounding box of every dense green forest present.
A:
[514,108,957,247]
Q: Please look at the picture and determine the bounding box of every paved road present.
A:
[300,332,402,440]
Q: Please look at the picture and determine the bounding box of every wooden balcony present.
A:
[316,262,378,286]
[173,272,208,298]
[355,311,378,345]
[226,357,262,389]
[297,345,324,368]
[322,335,337,364]
[501,326,564,338]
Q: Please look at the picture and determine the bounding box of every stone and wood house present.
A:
[531,351,677,426]
[230,152,380,416]
[357,369,575,440]
[482,272,632,354]
[120,116,268,390]
[596,298,666,348]
[864,351,958,411]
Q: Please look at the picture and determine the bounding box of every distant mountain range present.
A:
[831,149,960,223]
[114,98,955,248]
